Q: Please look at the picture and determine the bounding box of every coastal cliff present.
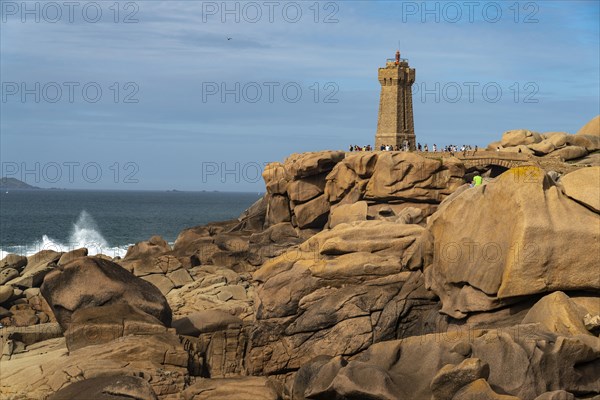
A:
[0,116,599,400]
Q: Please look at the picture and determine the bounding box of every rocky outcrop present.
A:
[262,151,342,231]
[0,332,188,398]
[363,152,464,201]
[167,217,302,275]
[1,255,188,399]
[119,236,200,296]
[41,256,172,329]
[262,150,466,234]
[0,251,59,328]
[246,220,439,376]
[118,151,467,289]
[125,235,171,260]
[424,166,599,318]
[10,250,61,289]
[292,325,600,399]
[489,116,600,161]
[166,265,254,322]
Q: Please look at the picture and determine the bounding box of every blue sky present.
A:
[1,0,598,190]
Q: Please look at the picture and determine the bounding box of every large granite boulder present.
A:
[430,358,491,400]
[500,129,542,147]
[292,325,600,399]
[57,248,88,266]
[293,194,330,228]
[173,225,211,253]
[364,152,465,202]
[550,145,588,161]
[0,254,27,272]
[234,195,267,231]
[566,134,596,151]
[576,115,599,137]
[41,256,172,329]
[521,291,597,336]
[0,284,14,303]
[8,250,62,289]
[424,166,599,318]
[124,235,171,260]
[527,139,556,155]
[265,194,291,225]
[560,166,600,212]
[262,162,289,195]
[246,220,438,376]
[544,132,569,148]
[285,151,345,179]
[287,173,327,203]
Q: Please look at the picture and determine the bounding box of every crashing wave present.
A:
[0,211,129,259]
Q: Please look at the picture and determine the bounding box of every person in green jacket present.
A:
[472,175,483,187]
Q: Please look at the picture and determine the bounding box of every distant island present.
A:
[0,177,40,190]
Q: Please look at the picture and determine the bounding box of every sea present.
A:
[0,190,262,259]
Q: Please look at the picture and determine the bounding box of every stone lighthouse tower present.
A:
[375,51,416,150]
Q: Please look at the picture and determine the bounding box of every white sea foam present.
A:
[0,211,129,259]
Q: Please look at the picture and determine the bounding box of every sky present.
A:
[1,0,599,191]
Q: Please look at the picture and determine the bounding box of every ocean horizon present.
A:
[0,189,262,259]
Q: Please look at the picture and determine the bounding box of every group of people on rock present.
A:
[379,140,411,152]
[349,140,412,152]
[416,143,477,154]
[348,142,479,155]
[348,144,373,151]
[377,143,411,152]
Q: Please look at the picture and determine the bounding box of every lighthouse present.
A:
[374,51,416,150]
